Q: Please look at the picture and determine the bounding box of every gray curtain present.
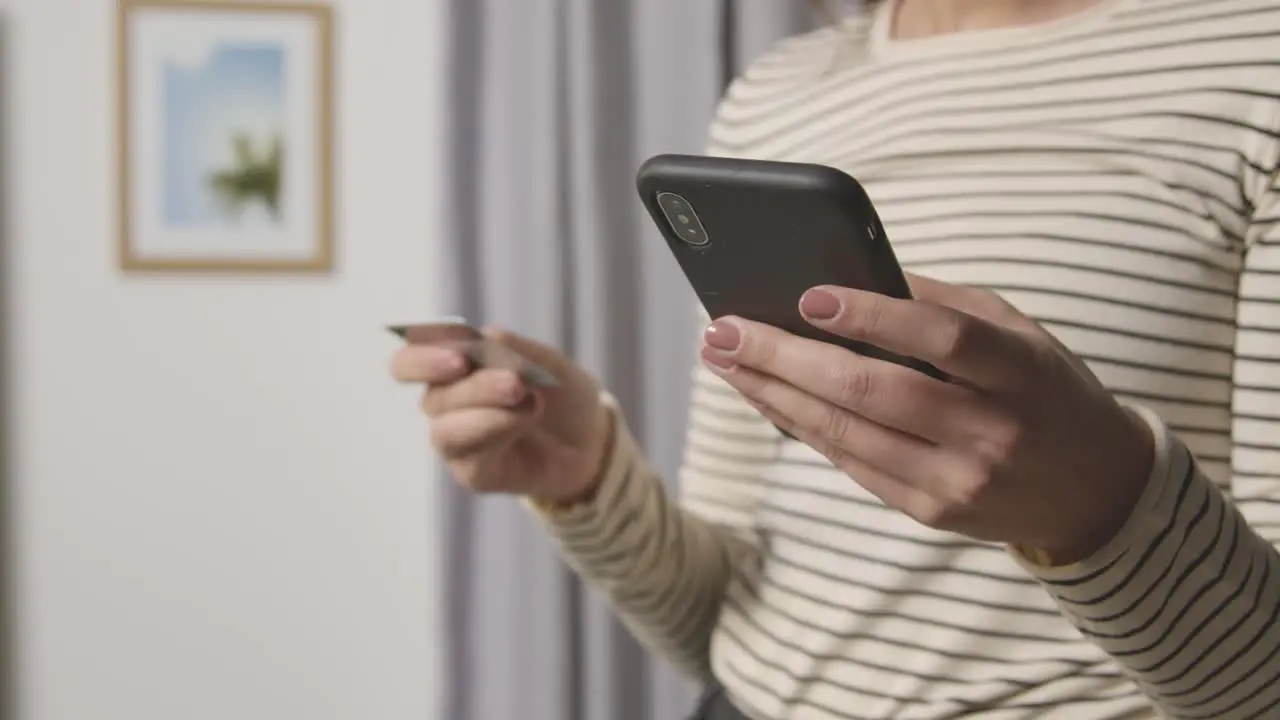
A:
[437,3,817,720]
[0,20,12,720]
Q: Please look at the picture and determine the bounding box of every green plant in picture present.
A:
[207,131,284,220]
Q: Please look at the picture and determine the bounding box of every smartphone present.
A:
[635,153,942,380]
[388,317,558,388]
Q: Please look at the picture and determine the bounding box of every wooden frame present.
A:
[116,0,334,273]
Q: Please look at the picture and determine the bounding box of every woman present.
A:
[393,0,1280,717]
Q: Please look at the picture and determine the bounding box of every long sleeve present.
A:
[527,362,782,680]
[1014,171,1280,718]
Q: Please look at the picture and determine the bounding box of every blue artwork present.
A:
[161,44,285,227]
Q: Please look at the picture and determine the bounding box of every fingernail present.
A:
[704,321,741,352]
[432,351,465,372]
[800,289,842,321]
[503,377,527,405]
[701,345,737,370]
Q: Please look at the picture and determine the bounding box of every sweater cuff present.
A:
[1011,404,1176,583]
[524,394,647,539]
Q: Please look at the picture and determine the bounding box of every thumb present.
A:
[906,272,1091,385]
[905,272,1025,329]
[479,326,579,379]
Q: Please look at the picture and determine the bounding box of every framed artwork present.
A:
[117,0,334,273]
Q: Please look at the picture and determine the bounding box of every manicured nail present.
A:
[800,289,842,321]
[502,376,527,405]
[432,351,465,372]
[701,345,737,370]
[704,321,741,352]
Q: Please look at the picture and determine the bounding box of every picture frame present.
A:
[117,0,334,273]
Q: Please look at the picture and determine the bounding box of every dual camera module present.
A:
[657,192,710,247]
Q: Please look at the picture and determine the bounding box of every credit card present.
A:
[388,318,559,388]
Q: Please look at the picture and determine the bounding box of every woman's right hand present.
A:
[390,327,613,504]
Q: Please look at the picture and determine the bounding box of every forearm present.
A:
[527,406,753,680]
[1016,406,1280,719]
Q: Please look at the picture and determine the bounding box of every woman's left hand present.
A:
[700,273,1156,565]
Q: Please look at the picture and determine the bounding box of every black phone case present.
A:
[636,154,943,434]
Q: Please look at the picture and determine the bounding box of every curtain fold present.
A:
[437,3,816,719]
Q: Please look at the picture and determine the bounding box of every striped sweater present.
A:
[531,0,1280,717]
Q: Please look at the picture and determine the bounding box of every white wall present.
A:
[2,0,444,718]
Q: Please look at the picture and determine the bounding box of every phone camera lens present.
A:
[657,192,710,247]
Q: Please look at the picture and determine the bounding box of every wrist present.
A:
[1036,405,1155,566]
[530,399,615,509]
